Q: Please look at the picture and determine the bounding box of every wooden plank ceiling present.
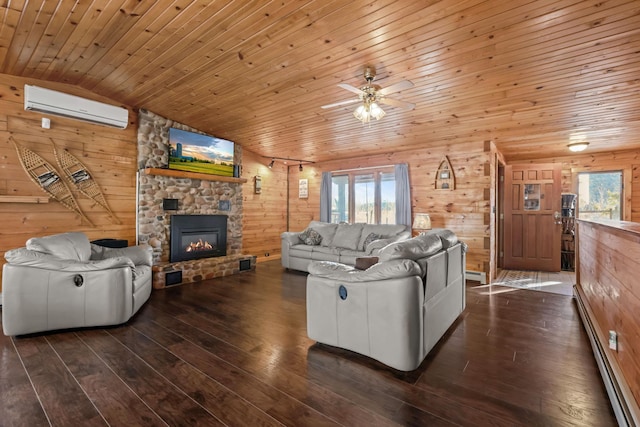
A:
[1,0,639,163]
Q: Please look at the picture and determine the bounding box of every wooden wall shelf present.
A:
[143,168,247,183]
[0,195,50,204]
[435,155,455,190]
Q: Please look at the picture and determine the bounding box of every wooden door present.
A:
[504,163,562,271]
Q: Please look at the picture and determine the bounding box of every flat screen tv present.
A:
[168,127,234,177]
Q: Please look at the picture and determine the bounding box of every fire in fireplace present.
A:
[170,214,227,262]
[186,239,213,253]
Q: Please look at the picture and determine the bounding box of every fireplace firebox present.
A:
[170,215,227,262]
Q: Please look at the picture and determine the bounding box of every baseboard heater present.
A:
[575,286,638,427]
[465,270,487,284]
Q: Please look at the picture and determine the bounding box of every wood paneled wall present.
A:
[577,220,640,419]
[510,149,640,222]
[241,151,288,262]
[0,73,138,290]
[286,141,491,273]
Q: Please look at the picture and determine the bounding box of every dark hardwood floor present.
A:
[0,260,616,426]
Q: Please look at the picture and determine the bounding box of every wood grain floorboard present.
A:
[0,260,617,426]
[46,332,167,426]
[12,335,106,426]
[0,332,50,426]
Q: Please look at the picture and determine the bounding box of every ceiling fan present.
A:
[321,66,415,123]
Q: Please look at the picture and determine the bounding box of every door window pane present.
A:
[578,171,622,220]
[523,184,540,211]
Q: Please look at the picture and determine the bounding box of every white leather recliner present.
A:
[306,229,466,371]
[2,232,153,336]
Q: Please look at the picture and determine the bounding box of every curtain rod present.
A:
[331,164,397,174]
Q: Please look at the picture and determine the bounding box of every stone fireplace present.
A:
[136,109,255,288]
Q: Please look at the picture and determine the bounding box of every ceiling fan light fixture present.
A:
[353,104,371,123]
[353,102,385,124]
[568,142,589,152]
[323,66,414,124]
[370,102,386,120]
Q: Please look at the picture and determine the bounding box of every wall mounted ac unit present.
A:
[24,85,128,129]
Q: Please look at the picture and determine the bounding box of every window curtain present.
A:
[320,171,332,222]
[395,163,411,226]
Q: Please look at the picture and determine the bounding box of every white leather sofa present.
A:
[281,221,411,272]
[2,232,153,336]
[306,229,466,371]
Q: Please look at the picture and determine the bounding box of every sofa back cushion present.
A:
[308,259,422,282]
[26,232,91,261]
[309,221,339,247]
[330,223,364,250]
[378,233,443,262]
[357,224,408,250]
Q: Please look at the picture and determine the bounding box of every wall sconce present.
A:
[568,142,589,152]
[412,213,432,233]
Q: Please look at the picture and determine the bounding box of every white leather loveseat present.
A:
[2,232,153,336]
[281,221,411,272]
[306,229,466,371]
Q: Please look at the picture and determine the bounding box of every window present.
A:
[577,171,622,220]
[331,167,396,224]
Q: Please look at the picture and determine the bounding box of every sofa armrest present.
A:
[281,232,301,246]
[91,244,153,266]
[5,247,135,272]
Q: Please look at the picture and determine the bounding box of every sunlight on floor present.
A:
[472,270,575,296]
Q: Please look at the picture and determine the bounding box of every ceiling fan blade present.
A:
[380,97,415,110]
[321,98,361,109]
[337,83,364,95]
[378,80,414,95]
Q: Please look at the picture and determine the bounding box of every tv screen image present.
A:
[168,128,235,177]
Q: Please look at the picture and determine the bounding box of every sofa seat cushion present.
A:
[336,249,364,265]
[26,232,91,261]
[290,244,314,252]
[309,259,422,282]
[310,246,340,261]
[330,223,364,250]
[378,233,443,262]
[289,246,315,259]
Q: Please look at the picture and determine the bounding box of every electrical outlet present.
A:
[608,330,618,351]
